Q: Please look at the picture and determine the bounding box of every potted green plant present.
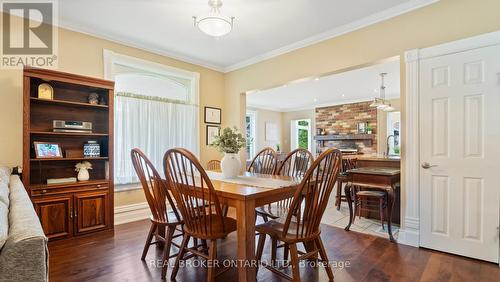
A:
[210,127,246,178]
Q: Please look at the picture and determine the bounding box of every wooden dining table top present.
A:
[205,171,302,201]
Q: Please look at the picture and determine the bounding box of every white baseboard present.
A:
[114,202,151,225]
[398,228,419,247]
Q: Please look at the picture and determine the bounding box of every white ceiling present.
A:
[58,0,437,72]
[246,59,400,112]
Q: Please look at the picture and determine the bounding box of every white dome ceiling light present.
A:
[193,0,235,37]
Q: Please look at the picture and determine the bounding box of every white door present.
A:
[419,45,500,263]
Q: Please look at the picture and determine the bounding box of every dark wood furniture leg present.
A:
[344,183,353,231]
[335,180,342,210]
[386,186,396,242]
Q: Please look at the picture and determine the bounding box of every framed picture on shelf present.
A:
[206,125,220,145]
[204,106,221,124]
[33,142,63,159]
[357,122,367,134]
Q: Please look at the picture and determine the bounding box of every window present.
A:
[245,111,256,160]
[386,111,401,155]
[104,50,199,186]
[291,119,311,152]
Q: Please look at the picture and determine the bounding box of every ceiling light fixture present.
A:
[370,73,394,112]
[193,0,235,37]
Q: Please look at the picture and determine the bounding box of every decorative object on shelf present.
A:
[88,93,99,105]
[276,144,280,152]
[37,83,54,100]
[75,161,92,181]
[65,149,84,158]
[316,128,322,135]
[33,142,63,159]
[99,95,107,105]
[47,177,77,185]
[209,127,246,178]
[53,120,92,133]
[366,124,374,134]
[369,73,395,112]
[204,106,221,124]
[206,125,220,145]
[193,0,235,37]
[357,122,368,134]
[83,141,100,157]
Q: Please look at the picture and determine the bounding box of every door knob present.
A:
[421,162,437,169]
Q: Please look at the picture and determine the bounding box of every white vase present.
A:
[221,153,241,179]
[77,168,90,181]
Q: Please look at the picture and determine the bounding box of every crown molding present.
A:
[223,0,439,73]
[57,21,226,72]
[50,0,437,73]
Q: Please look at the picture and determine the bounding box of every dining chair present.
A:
[207,159,229,216]
[207,159,221,171]
[335,158,357,210]
[247,147,278,174]
[255,147,342,282]
[164,148,237,282]
[130,148,184,279]
[255,148,314,262]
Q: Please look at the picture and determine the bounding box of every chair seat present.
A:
[356,190,386,197]
[185,215,237,239]
[150,210,182,225]
[255,204,289,219]
[256,216,319,243]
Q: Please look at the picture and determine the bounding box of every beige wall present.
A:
[224,0,500,227]
[246,107,283,154]
[0,18,225,207]
[281,109,315,153]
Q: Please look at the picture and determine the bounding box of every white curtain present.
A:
[114,95,198,184]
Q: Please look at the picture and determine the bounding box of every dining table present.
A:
[343,166,401,242]
[163,171,302,282]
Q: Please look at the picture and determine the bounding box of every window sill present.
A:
[115,183,142,192]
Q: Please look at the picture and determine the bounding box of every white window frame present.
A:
[103,49,200,190]
[245,110,257,161]
[291,119,312,152]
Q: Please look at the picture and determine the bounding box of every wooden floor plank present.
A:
[48,220,500,282]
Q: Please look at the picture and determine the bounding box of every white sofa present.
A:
[0,167,48,282]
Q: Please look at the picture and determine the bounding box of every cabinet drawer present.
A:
[32,185,109,196]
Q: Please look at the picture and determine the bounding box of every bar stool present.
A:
[335,158,357,210]
[353,188,387,229]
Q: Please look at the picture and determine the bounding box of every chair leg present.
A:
[379,198,385,230]
[289,243,301,282]
[222,205,229,217]
[171,234,190,281]
[335,181,342,210]
[207,239,217,282]
[141,223,157,261]
[262,214,269,222]
[315,237,334,281]
[161,226,175,279]
[352,195,358,225]
[255,233,266,274]
[271,239,277,264]
[283,243,289,262]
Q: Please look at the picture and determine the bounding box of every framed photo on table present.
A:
[206,125,220,145]
[33,142,63,159]
[204,106,221,124]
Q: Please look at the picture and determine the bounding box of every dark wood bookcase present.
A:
[23,67,115,240]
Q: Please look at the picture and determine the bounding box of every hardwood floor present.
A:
[48,219,499,282]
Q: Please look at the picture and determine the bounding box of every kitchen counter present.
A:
[343,154,400,168]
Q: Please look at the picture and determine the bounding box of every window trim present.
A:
[104,50,201,190]
[245,110,257,161]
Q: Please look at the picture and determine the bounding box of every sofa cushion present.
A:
[0,181,8,207]
[0,201,8,250]
[0,166,10,185]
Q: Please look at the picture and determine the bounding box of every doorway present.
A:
[290,119,311,152]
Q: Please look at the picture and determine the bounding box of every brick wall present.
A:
[315,101,377,154]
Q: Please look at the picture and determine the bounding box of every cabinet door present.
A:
[74,191,109,234]
[32,195,73,240]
